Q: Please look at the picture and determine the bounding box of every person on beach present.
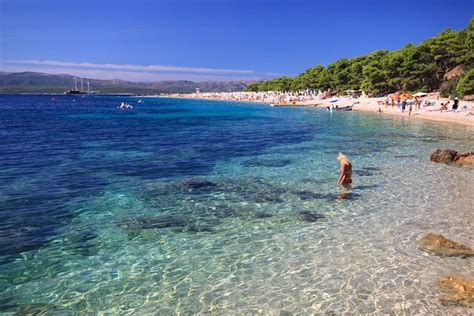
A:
[409,103,413,116]
[415,96,421,110]
[401,99,407,112]
[337,153,352,187]
[452,97,459,112]
[440,102,446,112]
[445,101,451,110]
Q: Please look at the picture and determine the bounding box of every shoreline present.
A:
[161,93,474,128]
[349,98,474,128]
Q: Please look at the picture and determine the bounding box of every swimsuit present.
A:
[342,163,352,184]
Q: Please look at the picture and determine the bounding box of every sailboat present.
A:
[64,77,99,95]
[64,76,87,95]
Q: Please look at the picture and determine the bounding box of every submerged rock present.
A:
[58,229,103,256]
[325,191,360,201]
[242,158,292,168]
[298,211,324,222]
[438,275,474,308]
[417,233,473,257]
[255,212,273,219]
[120,214,187,231]
[362,166,380,171]
[119,214,219,237]
[430,149,474,167]
[352,184,378,190]
[185,224,215,233]
[292,190,360,201]
[420,138,439,143]
[181,178,216,188]
[212,207,237,218]
[253,193,283,203]
[293,190,326,201]
[353,170,374,176]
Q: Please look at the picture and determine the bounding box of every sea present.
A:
[0,94,473,314]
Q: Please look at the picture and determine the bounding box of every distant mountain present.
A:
[0,71,250,94]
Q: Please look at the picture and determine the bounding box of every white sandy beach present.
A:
[324,97,474,128]
[165,92,474,127]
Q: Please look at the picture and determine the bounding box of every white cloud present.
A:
[4,59,256,75]
[0,64,264,82]
[0,59,281,81]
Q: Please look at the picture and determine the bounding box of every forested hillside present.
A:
[0,72,248,94]
[246,18,474,97]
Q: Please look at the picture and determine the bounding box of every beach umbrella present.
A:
[393,91,401,102]
[413,92,428,97]
[401,92,412,100]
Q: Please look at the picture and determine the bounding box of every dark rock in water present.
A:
[323,191,360,201]
[185,224,214,233]
[255,212,273,219]
[217,177,285,204]
[417,233,473,257]
[254,194,283,203]
[212,207,237,218]
[293,190,326,200]
[420,138,439,143]
[362,166,380,171]
[119,214,220,237]
[298,211,324,222]
[455,152,474,167]
[437,275,474,308]
[120,214,188,231]
[271,187,289,195]
[243,159,292,168]
[292,190,360,201]
[59,229,103,256]
[336,191,358,200]
[430,149,458,164]
[353,170,373,176]
[430,149,474,167]
[181,178,216,188]
[353,184,378,190]
[0,196,75,261]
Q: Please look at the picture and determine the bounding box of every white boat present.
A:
[119,102,133,109]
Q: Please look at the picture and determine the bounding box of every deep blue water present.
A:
[0,95,472,313]
[0,95,315,259]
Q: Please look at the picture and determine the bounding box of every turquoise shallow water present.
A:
[0,95,473,314]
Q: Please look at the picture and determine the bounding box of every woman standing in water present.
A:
[337,153,352,187]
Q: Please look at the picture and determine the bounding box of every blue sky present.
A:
[0,0,472,81]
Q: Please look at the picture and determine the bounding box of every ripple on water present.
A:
[0,96,473,314]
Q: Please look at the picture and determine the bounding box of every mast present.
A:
[81,77,84,92]
[74,76,77,90]
[87,80,90,93]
